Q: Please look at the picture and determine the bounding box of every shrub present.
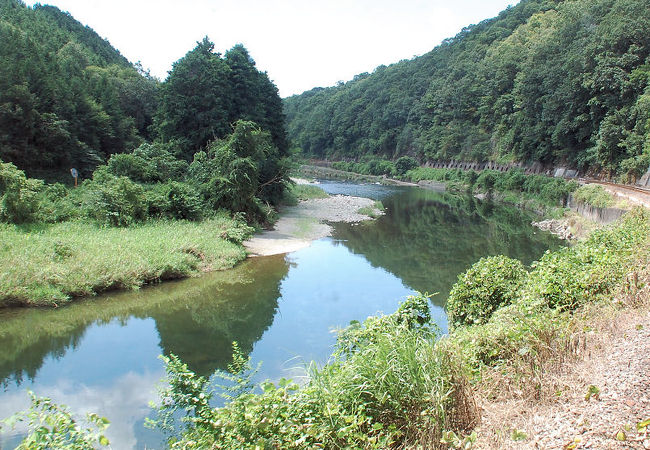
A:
[0,160,44,223]
[106,142,189,183]
[572,184,614,208]
[395,156,419,176]
[82,175,147,226]
[146,181,204,221]
[446,255,527,328]
[36,183,82,223]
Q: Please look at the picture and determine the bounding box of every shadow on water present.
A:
[0,254,289,388]
[332,188,564,307]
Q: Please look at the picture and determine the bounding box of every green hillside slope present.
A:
[284,0,650,180]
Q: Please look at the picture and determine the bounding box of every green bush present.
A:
[145,181,204,221]
[149,294,477,449]
[0,160,44,223]
[36,183,83,223]
[395,156,419,176]
[524,209,649,310]
[106,142,189,183]
[572,184,614,208]
[82,175,147,226]
[446,255,527,328]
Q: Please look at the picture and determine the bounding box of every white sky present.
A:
[23,0,519,97]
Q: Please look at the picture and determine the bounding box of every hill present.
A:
[284,0,650,181]
[0,0,158,177]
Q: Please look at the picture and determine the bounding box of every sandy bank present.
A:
[244,195,382,256]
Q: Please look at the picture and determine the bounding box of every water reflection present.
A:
[0,255,290,388]
[332,188,562,305]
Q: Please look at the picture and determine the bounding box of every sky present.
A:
[23,0,519,97]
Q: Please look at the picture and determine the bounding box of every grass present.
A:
[572,184,615,208]
[281,183,329,206]
[357,201,385,218]
[0,213,252,307]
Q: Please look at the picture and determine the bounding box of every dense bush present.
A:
[394,156,419,176]
[145,181,204,221]
[0,160,43,223]
[572,184,614,208]
[332,157,395,176]
[82,174,147,226]
[106,142,189,183]
[525,210,649,310]
[446,255,527,328]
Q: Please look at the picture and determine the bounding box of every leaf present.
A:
[585,384,600,401]
[99,435,110,446]
[637,418,650,432]
[615,431,626,441]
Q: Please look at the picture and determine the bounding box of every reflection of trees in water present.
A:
[153,255,289,377]
[0,255,289,386]
[332,189,562,307]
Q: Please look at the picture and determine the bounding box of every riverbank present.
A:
[0,215,251,307]
[244,189,384,256]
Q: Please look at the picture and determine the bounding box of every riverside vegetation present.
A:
[1,1,294,307]
[5,208,647,448]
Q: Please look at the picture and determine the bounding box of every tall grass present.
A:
[0,213,251,306]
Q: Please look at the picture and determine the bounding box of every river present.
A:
[0,182,563,448]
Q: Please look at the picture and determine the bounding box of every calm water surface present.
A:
[0,183,562,448]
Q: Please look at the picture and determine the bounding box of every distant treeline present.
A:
[284,0,650,181]
[0,0,287,181]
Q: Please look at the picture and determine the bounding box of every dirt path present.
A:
[244,194,382,256]
[477,306,650,449]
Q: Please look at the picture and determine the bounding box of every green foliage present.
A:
[282,183,329,205]
[394,156,419,176]
[447,256,527,328]
[0,215,251,306]
[106,142,188,183]
[145,181,204,221]
[155,38,287,161]
[2,391,110,449]
[285,0,650,177]
[525,210,649,310]
[0,1,158,174]
[332,157,396,176]
[572,184,615,208]
[82,173,147,226]
[188,120,289,223]
[0,159,43,223]
[148,294,477,449]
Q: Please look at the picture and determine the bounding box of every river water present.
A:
[0,182,562,448]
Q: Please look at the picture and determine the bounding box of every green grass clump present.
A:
[447,255,527,328]
[357,201,385,218]
[0,213,252,306]
[282,183,329,206]
[572,184,615,208]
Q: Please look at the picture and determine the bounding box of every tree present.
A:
[155,37,233,160]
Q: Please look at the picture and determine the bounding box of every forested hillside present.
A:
[0,0,287,181]
[0,0,158,177]
[284,0,650,180]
